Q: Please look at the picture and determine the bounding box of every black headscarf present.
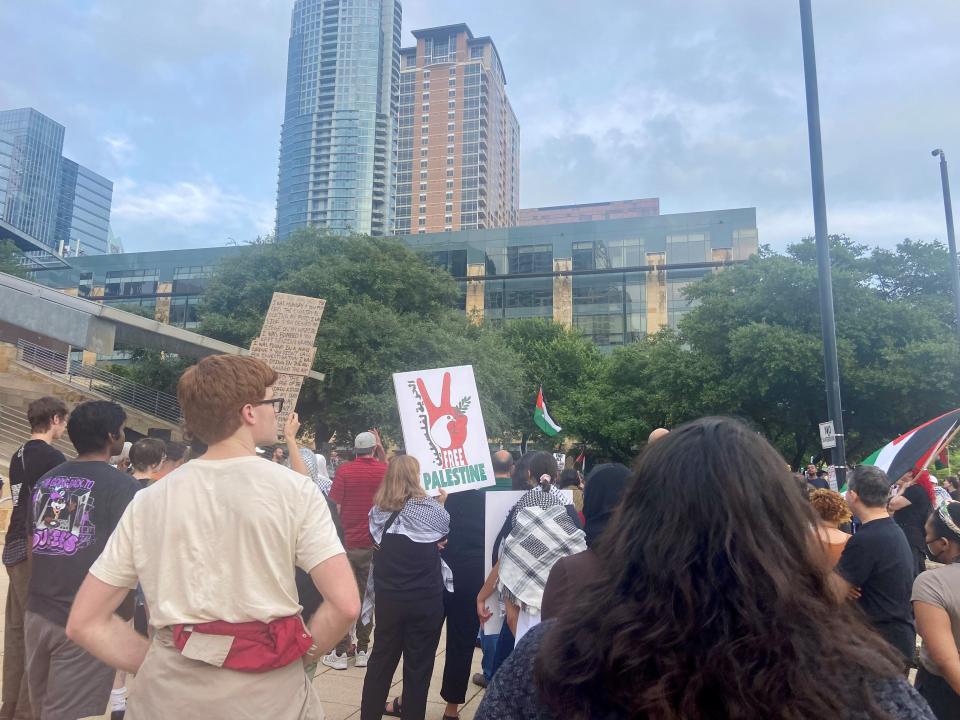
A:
[583,463,631,548]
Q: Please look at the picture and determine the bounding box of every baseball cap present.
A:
[355,432,376,450]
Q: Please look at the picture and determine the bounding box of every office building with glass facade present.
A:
[0,108,113,257]
[394,24,519,235]
[0,108,66,248]
[55,158,113,256]
[39,207,758,349]
[276,0,402,239]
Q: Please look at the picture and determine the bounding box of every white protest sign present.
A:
[393,365,495,495]
[481,489,573,635]
[819,421,836,449]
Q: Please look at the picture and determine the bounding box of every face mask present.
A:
[925,540,945,563]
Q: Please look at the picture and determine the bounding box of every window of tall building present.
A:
[471,46,484,59]
[430,249,467,277]
[507,244,552,274]
[449,66,457,75]
[169,297,202,328]
[572,242,595,271]
[666,233,709,264]
[104,269,159,298]
[172,265,214,294]
[607,238,643,268]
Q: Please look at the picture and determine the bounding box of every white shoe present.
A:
[355,650,369,668]
[321,651,348,670]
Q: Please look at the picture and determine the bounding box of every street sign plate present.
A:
[819,421,837,449]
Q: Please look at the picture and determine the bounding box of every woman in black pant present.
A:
[359,455,449,720]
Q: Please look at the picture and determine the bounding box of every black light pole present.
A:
[932,149,960,340]
[799,0,847,485]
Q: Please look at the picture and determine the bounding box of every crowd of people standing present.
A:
[0,355,958,719]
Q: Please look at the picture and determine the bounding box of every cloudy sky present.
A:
[2,0,958,253]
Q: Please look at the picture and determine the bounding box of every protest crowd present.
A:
[1,353,959,719]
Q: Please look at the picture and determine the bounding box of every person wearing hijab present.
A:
[540,463,631,620]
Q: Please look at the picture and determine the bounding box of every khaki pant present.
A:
[2,560,33,720]
[127,627,323,720]
[336,547,374,654]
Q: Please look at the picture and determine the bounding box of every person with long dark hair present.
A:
[477,417,934,719]
[541,462,631,620]
[913,501,960,718]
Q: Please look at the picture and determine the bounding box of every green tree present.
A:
[108,349,194,397]
[499,319,603,448]
[199,228,525,443]
[0,240,26,278]
[570,243,960,467]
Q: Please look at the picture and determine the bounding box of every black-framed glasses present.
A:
[250,398,284,413]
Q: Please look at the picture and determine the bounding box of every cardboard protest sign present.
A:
[393,365,495,495]
[249,292,325,437]
[481,489,573,635]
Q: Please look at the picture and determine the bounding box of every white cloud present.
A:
[112,176,273,236]
[759,199,948,252]
[101,133,136,165]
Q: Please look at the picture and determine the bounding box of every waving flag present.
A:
[861,409,960,485]
[534,387,562,437]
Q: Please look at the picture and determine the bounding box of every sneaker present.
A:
[355,649,369,667]
[472,672,488,688]
[322,651,349,670]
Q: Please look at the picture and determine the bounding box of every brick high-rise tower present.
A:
[395,24,519,234]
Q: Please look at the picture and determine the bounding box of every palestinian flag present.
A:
[861,409,960,488]
[534,387,562,437]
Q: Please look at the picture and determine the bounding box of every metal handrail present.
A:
[15,339,183,424]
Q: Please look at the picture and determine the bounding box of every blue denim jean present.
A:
[480,630,499,681]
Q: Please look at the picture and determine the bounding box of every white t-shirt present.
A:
[91,456,343,628]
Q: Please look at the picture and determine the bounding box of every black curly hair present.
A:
[534,416,903,719]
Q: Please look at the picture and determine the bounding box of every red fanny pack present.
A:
[171,615,313,673]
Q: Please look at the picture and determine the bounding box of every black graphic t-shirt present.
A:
[27,460,139,626]
[3,440,66,567]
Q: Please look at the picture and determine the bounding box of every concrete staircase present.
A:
[0,342,182,476]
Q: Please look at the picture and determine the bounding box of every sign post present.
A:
[393,365,495,495]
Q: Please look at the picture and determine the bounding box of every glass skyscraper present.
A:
[0,108,66,247]
[0,108,113,256]
[276,0,402,239]
[55,158,113,255]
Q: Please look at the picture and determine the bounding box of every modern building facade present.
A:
[0,109,66,248]
[40,208,758,348]
[55,158,113,255]
[0,108,113,257]
[395,24,519,235]
[276,0,402,239]
[519,197,660,226]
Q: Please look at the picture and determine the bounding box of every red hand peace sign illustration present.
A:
[416,372,469,468]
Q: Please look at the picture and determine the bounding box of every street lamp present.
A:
[799,0,846,486]
[932,149,960,341]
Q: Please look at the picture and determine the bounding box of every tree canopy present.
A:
[0,240,26,278]
[198,228,525,444]
[565,236,960,466]
[115,229,958,467]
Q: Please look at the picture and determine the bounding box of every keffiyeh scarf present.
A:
[361,496,453,623]
[499,487,586,612]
